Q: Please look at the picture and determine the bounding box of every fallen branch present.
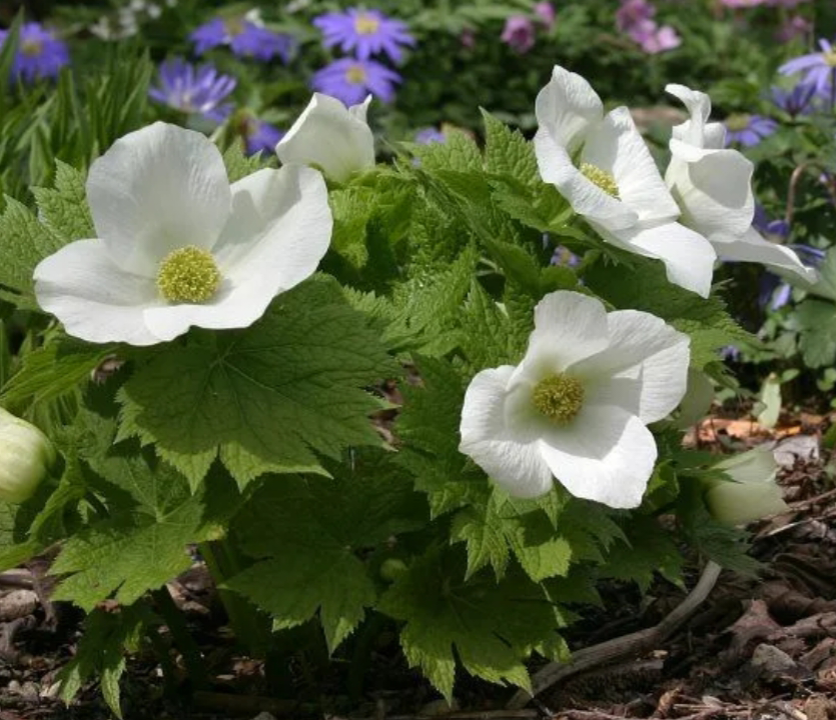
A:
[506,561,723,710]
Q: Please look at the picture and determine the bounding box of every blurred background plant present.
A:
[1,0,836,410]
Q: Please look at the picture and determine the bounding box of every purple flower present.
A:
[638,24,681,54]
[241,117,285,156]
[770,81,817,116]
[190,17,295,62]
[779,38,836,96]
[313,8,415,63]
[534,2,556,29]
[720,345,741,361]
[616,0,655,33]
[148,58,236,120]
[776,14,812,43]
[0,22,69,83]
[723,114,778,147]
[415,127,446,144]
[753,205,790,238]
[501,15,536,53]
[311,58,401,106]
[550,245,581,267]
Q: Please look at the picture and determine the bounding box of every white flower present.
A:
[706,447,788,525]
[534,66,716,298]
[459,290,690,508]
[0,407,56,504]
[276,93,375,183]
[34,122,332,346]
[665,84,817,284]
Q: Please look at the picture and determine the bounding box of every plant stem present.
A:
[151,586,209,690]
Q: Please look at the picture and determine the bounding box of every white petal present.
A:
[33,240,161,346]
[142,165,333,341]
[582,107,679,225]
[87,122,231,277]
[348,95,372,122]
[538,405,657,508]
[576,309,691,423]
[511,291,610,386]
[714,228,819,284]
[666,83,712,146]
[276,92,375,183]
[595,220,717,298]
[535,65,603,152]
[667,140,755,237]
[534,128,637,230]
[459,366,554,498]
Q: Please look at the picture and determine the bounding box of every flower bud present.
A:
[0,407,56,504]
[705,447,788,525]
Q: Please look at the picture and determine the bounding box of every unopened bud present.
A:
[0,407,56,504]
[705,447,788,526]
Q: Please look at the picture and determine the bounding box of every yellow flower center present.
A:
[20,39,43,57]
[354,13,381,35]
[531,374,585,425]
[580,163,619,198]
[345,64,367,84]
[224,18,246,37]
[724,113,750,132]
[156,246,221,304]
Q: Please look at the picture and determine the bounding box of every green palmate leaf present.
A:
[0,195,64,307]
[796,298,836,368]
[0,334,115,407]
[411,128,482,173]
[226,463,425,652]
[50,451,232,611]
[378,545,564,701]
[57,602,158,718]
[117,278,396,489]
[481,110,538,186]
[223,141,267,183]
[599,516,683,592]
[388,249,476,355]
[459,280,518,370]
[395,356,484,517]
[31,161,95,243]
[584,257,754,368]
[452,485,586,583]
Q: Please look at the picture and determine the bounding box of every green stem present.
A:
[151,586,208,689]
[198,539,271,656]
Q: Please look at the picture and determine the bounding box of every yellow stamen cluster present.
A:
[20,39,43,57]
[532,374,585,425]
[723,113,751,132]
[156,246,221,304]
[345,64,368,84]
[580,162,619,198]
[354,14,381,35]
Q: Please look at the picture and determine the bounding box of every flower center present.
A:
[824,49,836,67]
[20,39,43,57]
[531,374,585,425]
[345,64,367,84]
[224,18,246,37]
[354,13,381,35]
[156,246,221,304]
[724,113,751,132]
[580,163,619,198]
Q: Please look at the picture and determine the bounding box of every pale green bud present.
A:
[0,407,56,504]
[705,447,788,526]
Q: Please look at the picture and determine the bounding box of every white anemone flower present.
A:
[706,447,788,525]
[276,93,375,183]
[534,65,716,298]
[665,84,817,284]
[34,122,332,346]
[459,291,690,508]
